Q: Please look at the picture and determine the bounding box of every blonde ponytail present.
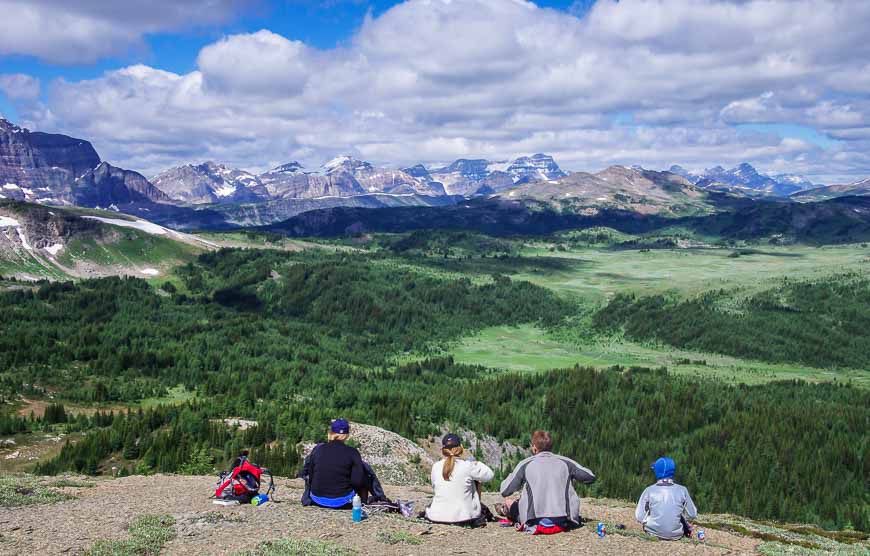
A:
[441,446,464,481]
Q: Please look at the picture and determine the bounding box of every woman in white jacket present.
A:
[425,433,494,525]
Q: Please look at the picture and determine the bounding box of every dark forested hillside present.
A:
[594,275,870,369]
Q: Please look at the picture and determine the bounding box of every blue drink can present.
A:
[597,522,606,537]
[697,529,706,541]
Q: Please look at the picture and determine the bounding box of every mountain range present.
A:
[790,177,870,202]
[150,152,567,203]
[669,163,817,196]
[3,117,869,231]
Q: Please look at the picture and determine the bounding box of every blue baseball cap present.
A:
[651,457,676,480]
[330,418,350,434]
[442,433,461,448]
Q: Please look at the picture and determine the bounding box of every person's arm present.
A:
[499,460,528,497]
[469,461,494,483]
[683,488,698,520]
[562,456,596,484]
[635,489,650,523]
[299,446,316,479]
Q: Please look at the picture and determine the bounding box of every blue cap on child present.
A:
[651,457,676,480]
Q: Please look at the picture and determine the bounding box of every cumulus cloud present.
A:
[0,74,41,101]
[0,0,253,64]
[13,0,870,183]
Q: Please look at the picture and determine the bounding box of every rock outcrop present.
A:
[0,118,101,205]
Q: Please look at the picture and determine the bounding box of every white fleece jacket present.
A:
[425,458,494,523]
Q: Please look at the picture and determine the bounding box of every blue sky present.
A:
[0,0,867,183]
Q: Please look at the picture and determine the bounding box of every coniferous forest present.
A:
[0,249,867,531]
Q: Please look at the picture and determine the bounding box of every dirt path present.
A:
[0,474,763,555]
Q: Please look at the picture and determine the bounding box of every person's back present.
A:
[635,457,697,540]
[309,440,365,498]
[500,431,595,527]
[426,434,494,524]
[304,419,368,508]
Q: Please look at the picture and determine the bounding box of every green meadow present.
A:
[450,323,870,387]
[515,244,870,301]
[442,243,870,387]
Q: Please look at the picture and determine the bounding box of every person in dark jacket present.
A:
[301,419,369,509]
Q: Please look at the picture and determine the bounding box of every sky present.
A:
[0,0,868,184]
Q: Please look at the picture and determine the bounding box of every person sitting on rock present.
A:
[635,456,698,540]
[300,419,369,509]
[498,430,596,533]
[424,433,495,526]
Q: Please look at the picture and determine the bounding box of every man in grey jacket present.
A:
[635,456,698,540]
[499,430,596,529]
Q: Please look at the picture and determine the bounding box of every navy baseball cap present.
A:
[442,433,461,448]
[330,418,350,434]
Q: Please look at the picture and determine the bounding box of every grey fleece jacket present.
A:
[499,451,596,525]
[635,481,698,540]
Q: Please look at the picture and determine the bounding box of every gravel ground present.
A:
[0,474,760,555]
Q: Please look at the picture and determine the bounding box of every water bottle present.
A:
[352,494,362,522]
[596,522,606,537]
[251,493,269,506]
[697,529,706,542]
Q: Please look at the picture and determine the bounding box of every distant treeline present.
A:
[594,274,870,369]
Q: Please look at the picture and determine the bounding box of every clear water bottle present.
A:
[251,493,269,506]
[352,494,362,522]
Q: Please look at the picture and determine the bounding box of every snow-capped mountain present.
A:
[506,154,567,184]
[259,156,446,199]
[151,161,269,204]
[668,163,816,197]
[429,154,566,195]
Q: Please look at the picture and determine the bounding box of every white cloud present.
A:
[13,0,870,183]
[0,0,252,64]
[0,74,41,101]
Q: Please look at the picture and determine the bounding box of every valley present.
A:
[2,118,870,546]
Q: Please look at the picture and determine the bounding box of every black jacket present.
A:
[303,440,367,499]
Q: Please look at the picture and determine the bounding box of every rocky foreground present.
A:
[2,474,866,556]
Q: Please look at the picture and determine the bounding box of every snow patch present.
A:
[16,227,31,250]
[2,183,20,190]
[44,243,63,256]
[83,216,168,235]
[0,216,21,227]
[322,155,352,172]
[213,184,237,198]
[140,268,160,276]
